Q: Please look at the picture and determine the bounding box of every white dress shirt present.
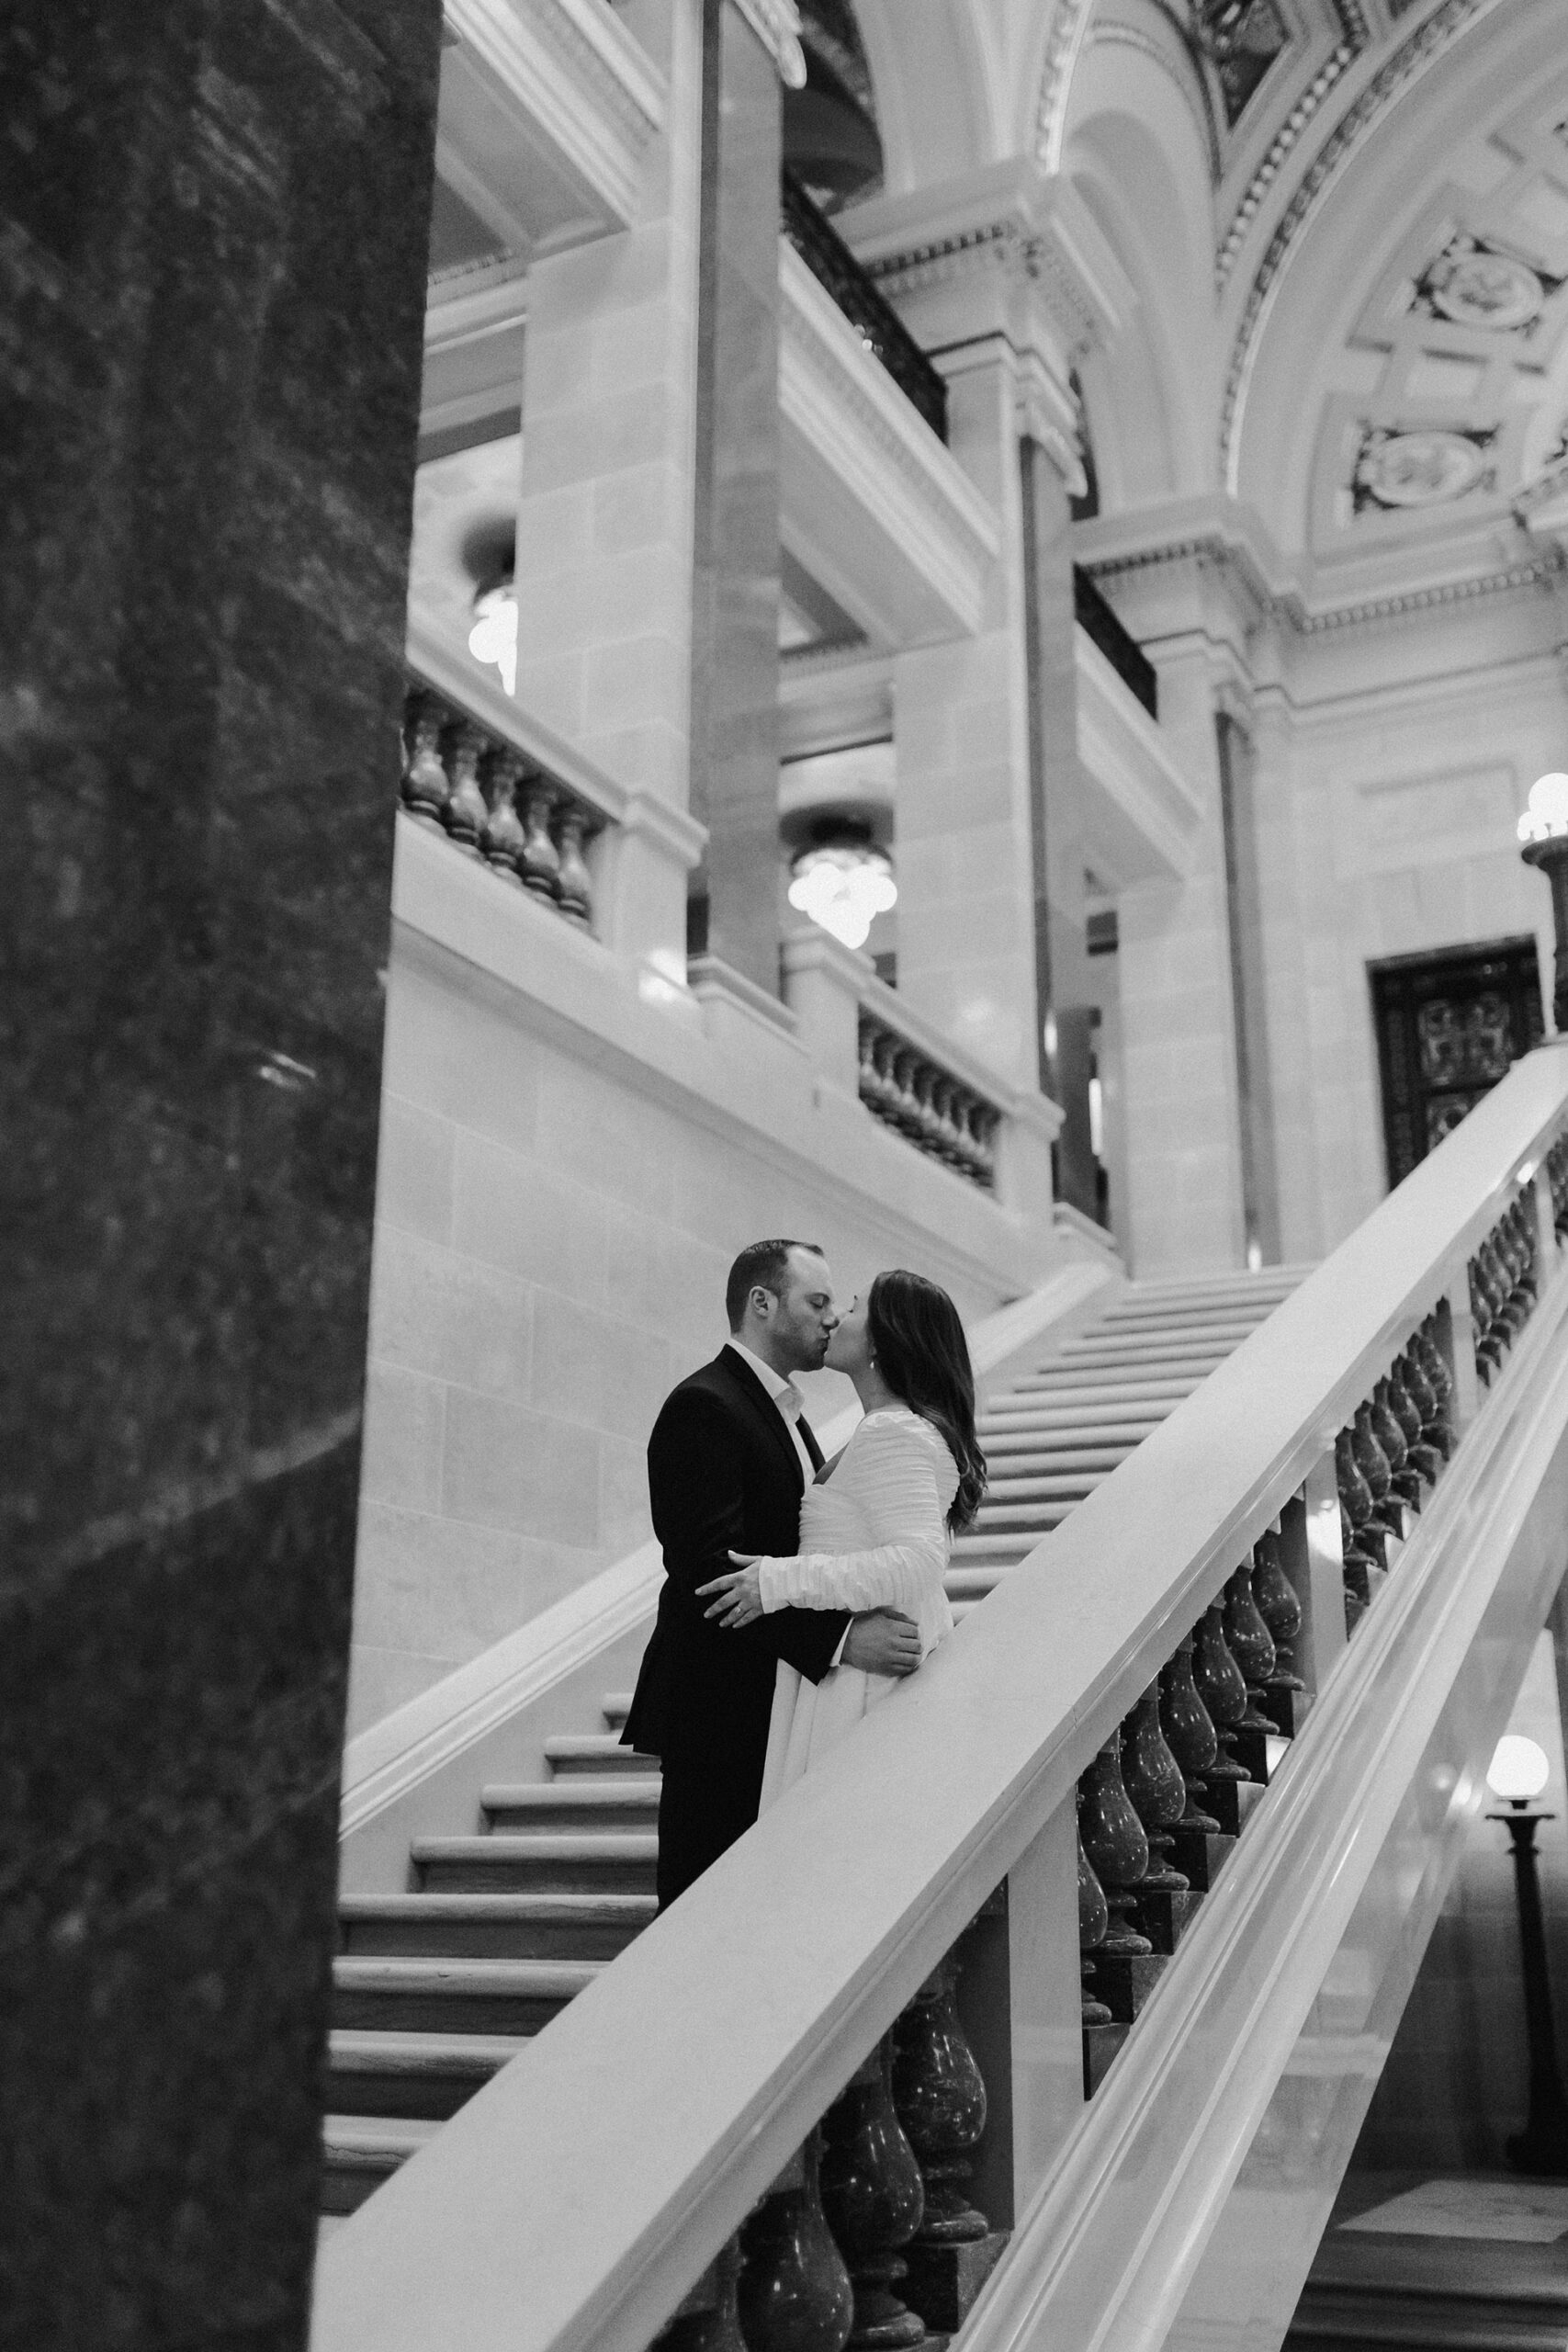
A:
[724,1339,818,1484]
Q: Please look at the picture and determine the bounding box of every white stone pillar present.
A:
[511,0,704,824]
[848,168,1131,1111]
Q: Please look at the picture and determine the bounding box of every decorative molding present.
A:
[1215,40,1357,288]
[730,0,808,87]
[1221,0,1509,491]
[866,218,1108,362]
[1086,22,1217,183]
[1034,0,1097,175]
[1082,526,1564,639]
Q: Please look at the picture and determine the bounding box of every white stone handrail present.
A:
[312,1044,1568,2352]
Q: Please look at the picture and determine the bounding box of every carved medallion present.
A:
[1352,425,1495,511]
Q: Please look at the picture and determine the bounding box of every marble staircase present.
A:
[321,1268,1305,2221]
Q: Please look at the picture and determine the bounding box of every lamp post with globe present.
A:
[1517,773,1568,1034]
[1485,1733,1568,2177]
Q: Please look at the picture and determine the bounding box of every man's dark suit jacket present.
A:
[622,1347,850,1905]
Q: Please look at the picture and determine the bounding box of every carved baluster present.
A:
[911,1065,944,1158]
[1251,1530,1304,1695]
[658,2239,748,2352]
[1471,1250,1505,1378]
[819,2041,926,2349]
[931,1078,964,1170]
[1077,1735,1153,1954]
[872,1033,902,1125]
[739,2132,855,2352]
[518,780,563,900]
[1192,1605,1255,1801]
[972,1108,998,1190]
[892,1049,925,1137]
[1371,1378,1419,1508]
[1158,1635,1222,1832]
[1413,1317,1455,1457]
[1351,1401,1400,1537]
[891,1956,989,2245]
[1388,1355,1441,1487]
[1121,1684,1189,1894]
[858,1022,880,1114]
[555,803,594,927]
[480,745,526,880]
[442,720,489,854]
[1077,1822,1111,2026]
[1223,1564,1277,1730]
[400,693,453,829]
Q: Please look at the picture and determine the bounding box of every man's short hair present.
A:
[726,1238,826,1331]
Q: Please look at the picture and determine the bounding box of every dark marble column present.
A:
[687,0,785,997]
[0,6,441,2346]
[1021,436,1099,1220]
[1216,708,1283,1263]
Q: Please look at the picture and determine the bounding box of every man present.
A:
[622,1238,922,1907]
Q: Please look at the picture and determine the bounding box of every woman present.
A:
[696,1268,985,1809]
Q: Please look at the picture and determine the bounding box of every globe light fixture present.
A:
[468,580,518,697]
[788,838,897,952]
[1488,1734,1551,1804]
[1518,773,1568,1034]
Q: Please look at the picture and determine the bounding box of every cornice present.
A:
[1084,528,1563,639]
[1220,0,1508,490]
[856,183,1128,362]
[729,0,807,87]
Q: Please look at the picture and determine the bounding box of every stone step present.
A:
[982,1443,1135,1473]
[1083,2018,1131,2098]
[327,2029,525,2120]
[1111,1272,1306,1302]
[545,1734,659,1776]
[976,1473,1104,1504]
[945,1566,1011,1604]
[481,1779,660,1830]
[1095,1306,1276,1331]
[1006,1370,1209,1398]
[950,1527,1054,1561]
[1055,1334,1243,1362]
[978,1403,1167,1433]
[333,1953,598,2037]
[320,2115,441,2215]
[337,1890,655,1962]
[413,1833,659,1895]
[602,1692,633,1728]
[974,1490,1098,1526]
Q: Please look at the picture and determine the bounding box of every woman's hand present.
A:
[696,1552,763,1627]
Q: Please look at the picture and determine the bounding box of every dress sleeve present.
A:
[756,1419,956,1615]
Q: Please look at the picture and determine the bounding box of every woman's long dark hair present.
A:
[866,1270,987,1532]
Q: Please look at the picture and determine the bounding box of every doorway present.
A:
[1370,937,1544,1191]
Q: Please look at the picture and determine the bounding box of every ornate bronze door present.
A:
[1371,938,1544,1189]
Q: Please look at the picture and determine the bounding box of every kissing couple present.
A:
[620,1238,987,1909]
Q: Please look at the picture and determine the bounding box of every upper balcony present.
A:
[778,184,998,652]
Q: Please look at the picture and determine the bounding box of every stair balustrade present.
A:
[400,683,611,933]
[856,1010,1002,1192]
[313,1043,1568,2352]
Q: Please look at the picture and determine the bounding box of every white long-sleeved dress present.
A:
[756,1407,957,1811]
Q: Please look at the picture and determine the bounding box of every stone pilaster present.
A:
[0,4,441,2342]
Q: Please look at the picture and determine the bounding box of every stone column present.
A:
[686,0,793,996]
[849,169,1128,1131]
[1100,557,1251,1272]
[1,7,440,2346]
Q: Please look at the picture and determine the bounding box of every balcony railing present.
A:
[1073,565,1158,720]
[857,1006,1002,1190]
[399,682,610,932]
[781,170,949,446]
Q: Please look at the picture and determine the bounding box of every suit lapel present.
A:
[716,1348,806,1492]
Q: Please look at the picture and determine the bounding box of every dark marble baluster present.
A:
[1222,1565,1276,1729]
[1121,1685,1190,1889]
[1336,1427,1382,1603]
[1472,1249,1506,1377]
[1078,1735,1153,1951]
[442,718,489,854]
[1413,1319,1456,1456]
[1352,1402,1401,1537]
[820,2041,926,2349]
[1371,1380,1419,1509]
[1192,1606,1256,1830]
[400,691,452,829]
[1159,1636,1223,1826]
[519,780,563,900]
[480,745,526,881]
[1077,1825,1111,2027]
[659,2239,748,2352]
[1388,1356,1442,1487]
[739,2132,855,2352]
[1251,1532,1304,1699]
[555,804,594,927]
[891,1956,990,2245]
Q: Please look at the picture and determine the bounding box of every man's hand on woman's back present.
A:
[842,1609,921,1677]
